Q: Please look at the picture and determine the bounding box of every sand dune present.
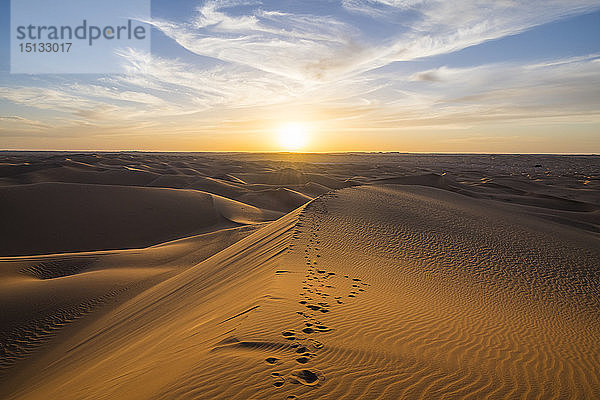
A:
[0,182,276,256]
[236,168,350,191]
[238,188,313,213]
[0,225,261,375]
[212,194,283,224]
[0,152,598,399]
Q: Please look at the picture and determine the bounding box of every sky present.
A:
[0,0,599,153]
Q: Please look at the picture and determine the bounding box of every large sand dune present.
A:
[0,182,279,256]
[0,152,598,399]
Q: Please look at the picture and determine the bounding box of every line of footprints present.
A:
[266,196,370,394]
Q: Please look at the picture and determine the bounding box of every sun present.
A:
[277,122,308,151]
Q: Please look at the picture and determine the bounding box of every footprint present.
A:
[282,330,297,340]
[295,346,309,354]
[273,377,285,387]
[290,369,322,386]
[316,325,333,332]
[302,327,315,334]
[296,357,310,364]
[265,357,279,364]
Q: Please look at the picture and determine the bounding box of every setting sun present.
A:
[277,123,308,151]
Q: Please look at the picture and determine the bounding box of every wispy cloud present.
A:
[365,54,600,128]
[149,0,600,83]
[0,115,48,127]
[2,52,598,135]
[114,48,305,108]
[147,1,376,82]
[342,0,600,66]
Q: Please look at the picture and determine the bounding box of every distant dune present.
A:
[0,152,598,399]
[0,182,279,256]
[238,188,313,213]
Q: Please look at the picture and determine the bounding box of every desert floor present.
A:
[0,152,598,399]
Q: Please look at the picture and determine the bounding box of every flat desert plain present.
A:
[0,152,599,399]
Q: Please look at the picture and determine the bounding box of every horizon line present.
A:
[1,149,598,156]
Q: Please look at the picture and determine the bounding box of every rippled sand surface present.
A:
[1,152,598,399]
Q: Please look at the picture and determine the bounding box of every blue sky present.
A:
[0,0,599,152]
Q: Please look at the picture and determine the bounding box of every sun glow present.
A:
[277,122,309,151]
